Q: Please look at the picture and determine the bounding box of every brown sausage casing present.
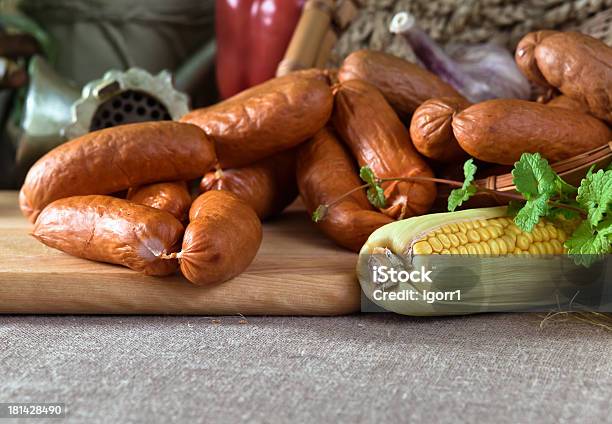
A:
[409,97,471,163]
[180,71,333,168]
[297,128,393,252]
[338,49,462,118]
[332,80,436,220]
[546,95,589,113]
[514,30,556,87]
[127,181,192,222]
[32,195,184,276]
[20,121,215,223]
[516,31,612,123]
[453,99,612,165]
[181,191,262,286]
[199,149,297,220]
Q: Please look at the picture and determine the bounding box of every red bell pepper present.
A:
[216,0,305,99]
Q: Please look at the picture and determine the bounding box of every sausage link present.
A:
[20,121,215,223]
[514,30,556,87]
[332,80,436,220]
[546,95,589,113]
[516,31,612,123]
[127,181,192,222]
[198,149,297,220]
[180,71,333,168]
[297,128,393,252]
[453,99,612,165]
[180,191,262,285]
[338,49,463,118]
[409,97,471,163]
[32,195,184,276]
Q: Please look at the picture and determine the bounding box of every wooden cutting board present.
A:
[0,191,360,315]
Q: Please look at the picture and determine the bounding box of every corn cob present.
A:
[357,206,583,316]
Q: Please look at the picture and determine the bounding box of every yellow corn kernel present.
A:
[557,229,567,243]
[457,246,469,255]
[542,242,555,255]
[516,234,530,251]
[449,247,459,254]
[413,240,433,255]
[467,230,481,243]
[480,243,492,255]
[488,239,501,255]
[550,239,563,254]
[457,232,469,245]
[448,233,460,247]
[450,223,460,232]
[458,221,472,231]
[438,234,452,249]
[507,224,522,235]
[545,224,558,239]
[522,231,534,244]
[531,227,543,242]
[476,227,491,241]
[466,244,479,255]
[441,249,451,254]
[428,237,444,253]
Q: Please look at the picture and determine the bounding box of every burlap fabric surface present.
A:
[1,314,611,423]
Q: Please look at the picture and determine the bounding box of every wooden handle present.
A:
[276,0,334,76]
[315,29,338,68]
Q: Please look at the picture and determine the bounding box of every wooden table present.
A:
[0,191,360,315]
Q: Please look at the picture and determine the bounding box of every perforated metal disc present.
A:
[89,90,172,131]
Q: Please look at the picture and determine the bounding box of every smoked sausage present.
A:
[338,49,462,118]
[514,30,556,87]
[409,97,471,163]
[32,195,184,276]
[20,121,215,223]
[515,31,612,123]
[332,80,436,220]
[546,95,589,113]
[453,99,612,165]
[180,191,262,285]
[180,71,333,168]
[297,128,393,252]
[199,149,297,220]
[127,181,192,222]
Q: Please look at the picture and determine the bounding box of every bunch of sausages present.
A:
[20,30,611,285]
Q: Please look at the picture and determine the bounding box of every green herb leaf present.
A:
[359,166,377,187]
[359,166,387,209]
[367,185,387,209]
[312,205,328,223]
[549,206,581,221]
[506,200,524,217]
[511,153,563,232]
[447,159,478,212]
[576,169,612,227]
[514,196,549,232]
[554,177,578,200]
[565,220,612,265]
[512,153,557,198]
